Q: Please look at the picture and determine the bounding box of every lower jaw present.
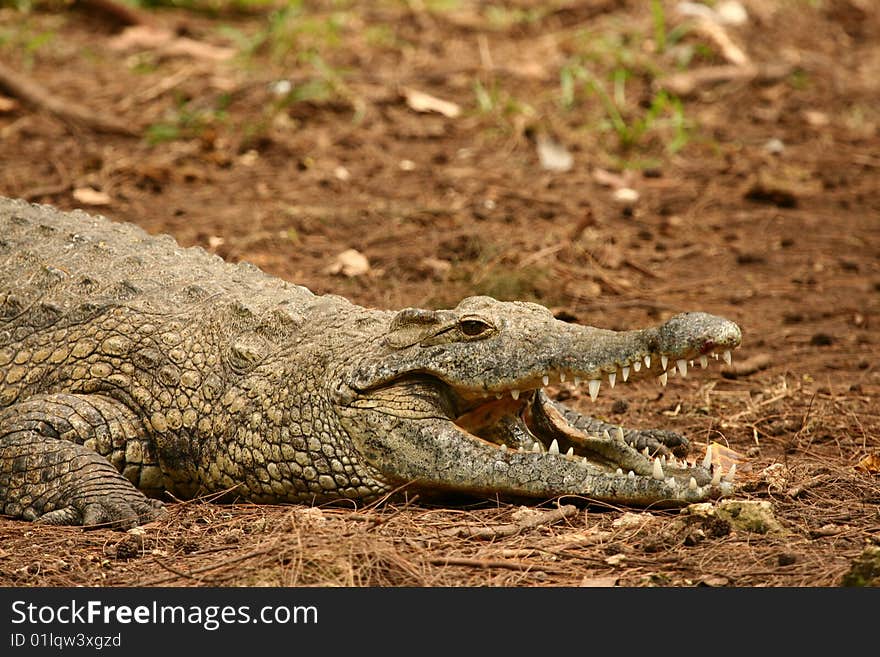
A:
[454,390,725,488]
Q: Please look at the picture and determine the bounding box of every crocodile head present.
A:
[335,296,742,506]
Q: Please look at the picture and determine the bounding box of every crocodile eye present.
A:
[459,318,492,337]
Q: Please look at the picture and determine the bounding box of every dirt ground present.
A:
[0,0,878,587]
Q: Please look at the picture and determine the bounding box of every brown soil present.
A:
[0,0,878,587]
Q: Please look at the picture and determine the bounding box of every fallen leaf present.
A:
[708,441,747,471]
[605,553,627,566]
[811,523,844,538]
[420,257,452,278]
[536,134,573,172]
[327,249,370,277]
[579,575,619,587]
[855,453,880,475]
[612,511,656,530]
[72,187,112,206]
[402,88,461,118]
[0,95,18,112]
[803,110,830,127]
[699,575,730,587]
[761,463,788,491]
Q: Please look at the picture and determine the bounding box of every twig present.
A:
[623,258,661,279]
[693,18,749,66]
[443,504,578,540]
[141,541,280,586]
[0,62,137,136]
[150,557,205,584]
[21,181,72,201]
[785,474,830,499]
[428,556,564,573]
[365,495,420,530]
[517,244,565,270]
[721,353,772,379]
[657,63,793,97]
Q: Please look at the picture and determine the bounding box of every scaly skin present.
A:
[0,197,742,528]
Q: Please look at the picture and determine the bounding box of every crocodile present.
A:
[0,197,742,528]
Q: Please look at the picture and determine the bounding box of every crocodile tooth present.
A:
[633,361,641,372]
[652,458,664,480]
[642,447,650,457]
[616,427,625,442]
[668,366,676,378]
[518,446,525,453]
[608,372,616,388]
[511,389,520,400]
[566,447,574,457]
[713,353,719,360]
[628,470,635,478]
[659,372,668,386]
[574,376,582,386]
[582,457,589,467]
[499,444,508,454]
[689,477,698,490]
[548,439,560,455]
[711,465,722,485]
[723,350,732,365]
[603,429,611,441]
[588,379,600,401]
[667,476,676,486]
[700,355,709,369]
[702,444,713,469]
[661,355,669,371]
[560,372,566,383]
[677,359,687,377]
[615,468,623,476]
[542,375,549,387]
[621,366,630,381]
[532,442,542,453]
[496,393,503,400]
[644,355,651,368]
[724,463,737,482]
[660,455,667,467]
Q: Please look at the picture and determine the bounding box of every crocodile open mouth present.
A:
[450,346,739,487]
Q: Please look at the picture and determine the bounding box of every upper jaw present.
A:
[454,337,739,406]
[348,311,741,405]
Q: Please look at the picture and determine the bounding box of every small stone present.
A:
[716,1,748,25]
[536,134,573,173]
[326,249,370,277]
[763,138,785,155]
[612,187,639,205]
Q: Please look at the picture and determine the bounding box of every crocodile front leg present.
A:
[0,394,164,528]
